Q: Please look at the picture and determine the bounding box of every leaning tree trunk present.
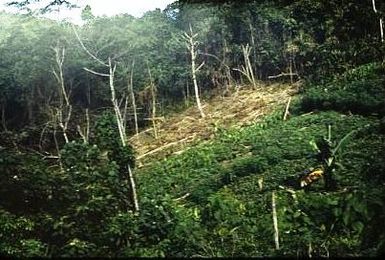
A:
[73,26,139,212]
[108,57,140,212]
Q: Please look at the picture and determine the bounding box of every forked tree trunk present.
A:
[234,44,257,89]
[77,108,90,144]
[107,57,140,212]
[73,26,139,212]
[183,24,206,118]
[52,46,72,144]
[108,58,126,146]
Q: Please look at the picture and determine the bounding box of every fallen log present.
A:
[137,134,196,160]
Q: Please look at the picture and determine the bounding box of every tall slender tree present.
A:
[182,24,206,118]
[73,26,140,212]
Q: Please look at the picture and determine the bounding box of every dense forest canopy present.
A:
[1,0,384,130]
[0,0,384,257]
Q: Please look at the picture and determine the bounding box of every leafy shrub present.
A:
[103,195,204,257]
[2,81,384,257]
[0,148,53,214]
[0,210,46,257]
[139,108,384,256]
[0,136,140,257]
[93,111,135,168]
[300,63,385,116]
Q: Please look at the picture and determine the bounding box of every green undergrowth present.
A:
[297,62,385,116]
[136,63,385,256]
[137,109,385,256]
[1,63,384,257]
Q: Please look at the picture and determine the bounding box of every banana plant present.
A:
[310,125,357,190]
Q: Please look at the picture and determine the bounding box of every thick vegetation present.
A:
[0,0,384,257]
[135,64,385,257]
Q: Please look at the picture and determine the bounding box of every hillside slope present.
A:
[131,83,299,166]
[132,63,385,257]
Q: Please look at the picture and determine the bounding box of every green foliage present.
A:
[0,210,46,257]
[81,5,95,22]
[300,63,385,116]
[137,106,384,256]
[1,91,384,257]
[93,112,135,168]
[0,138,138,256]
[2,0,384,131]
[1,0,385,257]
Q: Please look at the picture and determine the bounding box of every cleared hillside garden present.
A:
[0,0,385,257]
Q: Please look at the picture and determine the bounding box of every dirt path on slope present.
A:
[130,82,300,167]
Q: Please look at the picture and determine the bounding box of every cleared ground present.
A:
[130,82,300,166]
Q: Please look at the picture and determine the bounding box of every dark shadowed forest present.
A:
[0,0,384,257]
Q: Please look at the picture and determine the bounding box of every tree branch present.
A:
[196,61,205,72]
[72,25,109,67]
[83,67,109,77]
[268,73,298,79]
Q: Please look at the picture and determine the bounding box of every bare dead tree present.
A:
[272,191,280,250]
[147,63,158,139]
[52,45,72,144]
[127,60,138,135]
[248,18,258,80]
[284,33,300,84]
[182,24,206,118]
[283,97,292,121]
[372,0,384,43]
[233,44,257,89]
[73,25,139,212]
[77,108,90,144]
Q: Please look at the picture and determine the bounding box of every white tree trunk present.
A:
[73,26,139,212]
[248,20,258,80]
[127,164,139,211]
[77,108,90,144]
[191,47,205,118]
[128,60,139,135]
[372,0,384,42]
[234,44,257,89]
[147,64,158,139]
[272,191,280,250]
[184,25,206,118]
[52,46,71,144]
[107,58,140,212]
[108,58,126,146]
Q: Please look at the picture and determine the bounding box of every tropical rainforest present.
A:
[0,0,385,257]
